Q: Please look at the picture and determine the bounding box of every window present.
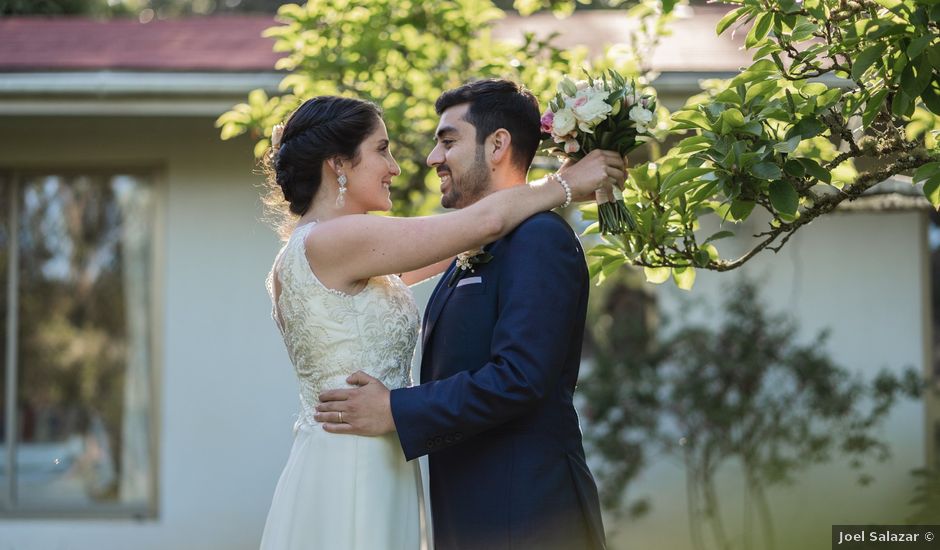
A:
[0,171,157,517]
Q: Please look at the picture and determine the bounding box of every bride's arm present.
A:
[400,257,454,287]
[307,150,622,286]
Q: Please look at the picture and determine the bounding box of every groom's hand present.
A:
[315,371,396,436]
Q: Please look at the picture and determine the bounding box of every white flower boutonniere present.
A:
[271,123,285,152]
[448,248,494,287]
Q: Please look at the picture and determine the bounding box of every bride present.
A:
[258,95,623,549]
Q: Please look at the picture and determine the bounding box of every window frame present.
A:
[0,166,164,520]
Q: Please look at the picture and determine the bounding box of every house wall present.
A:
[608,209,931,550]
[0,115,300,549]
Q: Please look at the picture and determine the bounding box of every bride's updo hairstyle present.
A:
[262,96,382,238]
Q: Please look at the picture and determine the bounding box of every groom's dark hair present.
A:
[435,79,541,171]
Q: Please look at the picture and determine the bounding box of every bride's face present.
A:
[343,119,400,213]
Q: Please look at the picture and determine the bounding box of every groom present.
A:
[317,79,608,550]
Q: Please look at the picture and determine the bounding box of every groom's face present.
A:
[428,103,492,209]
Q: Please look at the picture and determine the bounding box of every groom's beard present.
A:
[440,145,490,210]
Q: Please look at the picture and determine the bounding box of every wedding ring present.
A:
[338,411,344,424]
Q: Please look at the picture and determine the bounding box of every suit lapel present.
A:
[422,260,459,348]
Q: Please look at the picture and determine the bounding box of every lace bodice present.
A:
[266,222,420,425]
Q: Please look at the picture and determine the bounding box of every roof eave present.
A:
[0,70,284,116]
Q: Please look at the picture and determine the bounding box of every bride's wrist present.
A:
[546,173,572,208]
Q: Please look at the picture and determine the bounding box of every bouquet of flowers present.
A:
[540,70,657,235]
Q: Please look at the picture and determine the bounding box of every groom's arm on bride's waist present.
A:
[390,213,587,461]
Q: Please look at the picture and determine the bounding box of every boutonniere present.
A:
[447,248,494,287]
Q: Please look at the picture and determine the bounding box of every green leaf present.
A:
[790,21,818,42]
[922,80,940,116]
[693,249,711,267]
[677,135,712,153]
[672,266,696,291]
[927,42,940,71]
[602,257,627,277]
[774,135,802,154]
[801,82,829,96]
[752,162,783,180]
[784,159,806,178]
[924,175,940,209]
[908,35,932,60]
[798,158,832,184]
[588,259,604,280]
[852,44,887,80]
[704,230,735,244]
[787,118,826,139]
[862,89,889,128]
[580,222,600,237]
[717,6,750,36]
[745,80,779,103]
[914,162,940,185]
[644,266,671,284]
[817,88,842,109]
[739,121,763,136]
[901,55,934,99]
[891,90,915,118]
[715,88,743,104]
[746,13,774,49]
[672,109,712,130]
[587,246,622,258]
[663,167,715,189]
[721,108,746,128]
[769,180,799,215]
[730,200,756,220]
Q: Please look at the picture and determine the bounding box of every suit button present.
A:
[426,439,434,449]
[444,435,454,444]
[434,436,444,445]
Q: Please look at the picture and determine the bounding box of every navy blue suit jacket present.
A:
[390,212,606,550]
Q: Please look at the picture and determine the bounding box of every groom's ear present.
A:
[487,128,513,166]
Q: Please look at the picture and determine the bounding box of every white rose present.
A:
[629,105,654,127]
[552,108,577,136]
[571,93,613,128]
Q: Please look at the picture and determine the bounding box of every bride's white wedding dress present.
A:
[260,221,429,550]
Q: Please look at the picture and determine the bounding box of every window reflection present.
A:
[0,173,155,511]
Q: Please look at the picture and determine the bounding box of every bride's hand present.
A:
[557,150,626,203]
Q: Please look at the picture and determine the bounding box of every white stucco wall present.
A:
[608,209,931,550]
[0,115,301,549]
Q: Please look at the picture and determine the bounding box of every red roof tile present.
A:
[0,8,747,73]
[0,15,282,72]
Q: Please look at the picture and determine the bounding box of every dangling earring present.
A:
[335,174,347,208]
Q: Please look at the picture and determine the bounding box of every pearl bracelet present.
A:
[548,173,572,209]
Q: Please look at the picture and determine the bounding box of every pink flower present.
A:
[573,96,589,108]
[564,139,580,154]
[540,111,554,133]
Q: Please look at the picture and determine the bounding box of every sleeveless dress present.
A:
[259,221,429,550]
